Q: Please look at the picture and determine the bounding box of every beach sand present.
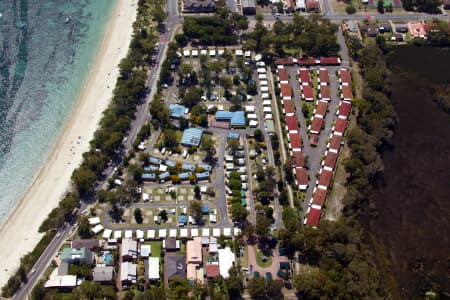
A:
[0,0,137,287]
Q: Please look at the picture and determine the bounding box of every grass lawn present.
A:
[149,241,163,257]
[256,249,273,268]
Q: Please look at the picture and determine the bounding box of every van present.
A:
[161,147,166,155]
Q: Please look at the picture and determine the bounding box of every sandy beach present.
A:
[0,0,137,287]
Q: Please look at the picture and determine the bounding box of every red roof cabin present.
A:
[318,169,333,189]
[333,117,348,136]
[206,265,220,278]
[309,116,324,134]
[297,57,316,66]
[280,83,292,99]
[285,115,299,133]
[298,68,311,84]
[277,68,289,84]
[288,133,302,151]
[319,85,331,101]
[283,100,296,115]
[320,57,340,66]
[302,85,314,101]
[323,151,338,171]
[314,100,328,118]
[339,69,351,86]
[292,151,305,168]
[317,68,329,85]
[275,57,294,65]
[341,85,353,101]
[306,0,320,11]
[305,207,321,227]
[338,101,352,119]
[327,134,342,153]
[312,188,327,207]
[295,167,308,190]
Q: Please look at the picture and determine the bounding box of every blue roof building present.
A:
[182,163,195,171]
[159,172,171,180]
[215,111,246,127]
[144,166,159,172]
[169,104,187,118]
[165,159,176,168]
[178,215,187,225]
[196,172,210,180]
[201,205,209,214]
[198,163,212,171]
[142,173,156,181]
[178,172,192,180]
[149,157,162,165]
[181,128,203,147]
[228,132,240,139]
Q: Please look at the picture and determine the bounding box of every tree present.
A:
[190,201,203,222]
[231,202,248,222]
[182,87,202,108]
[256,215,271,240]
[78,216,93,239]
[228,138,240,155]
[377,0,385,13]
[163,129,178,149]
[71,166,97,196]
[178,62,193,80]
[134,208,143,224]
[159,210,168,222]
[346,5,356,14]
[254,129,263,142]
[153,5,166,25]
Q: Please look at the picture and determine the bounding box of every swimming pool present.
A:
[104,252,113,264]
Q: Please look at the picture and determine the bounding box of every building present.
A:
[312,188,327,207]
[328,134,343,153]
[285,115,299,133]
[408,22,426,38]
[297,57,316,66]
[315,101,328,118]
[319,57,340,66]
[71,239,99,250]
[169,104,187,119]
[318,169,333,189]
[141,245,151,258]
[298,68,310,84]
[306,0,320,11]
[296,0,306,10]
[305,207,321,227]
[147,257,160,280]
[310,117,324,135]
[120,262,137,286]
[317,68,329,85]
[333,117,348,135]
[206,264,220,278]
[242,0,256,14]
[341,85,353,101]
[181,128,203,147]
[218,247,235,278]
[338,101,352,119]
[283,100,296,115]
[164,237,180,251]
[183,0,215,13]
[61,247,93,264]
[166,256,187,280]
[292,151,305,168]
[288,133,302,151]
[121,238,138,261]
[339,69,351,86]
[319,85,331,101]
[323,151,338,171]
[215,111,246,127]
[277,68,289,84]
[295,167,308,190]
[44,269,78,289]
[280,83,292,99]
[93,266,114,283]
[302,85,314,101]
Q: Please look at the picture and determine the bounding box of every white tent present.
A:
[92,224,104,234]
[147,230,156,239]
[159,229,167,238]
[213,228,221,237]
[180,228,188,238]
[136,230,144,240]
[209,49,216,56]
[102,229,112,239]
[169,229,177,238]
[88,217,100,225]
[202,228,210,237]
[124,230,133,239]
[114,230,122,239]
[183,49,190,57]
[191,228,199,237]
[223,228,232,237]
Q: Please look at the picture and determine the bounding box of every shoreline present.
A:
[0,0,138,287]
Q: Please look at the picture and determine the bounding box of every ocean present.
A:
[0,0,116,223]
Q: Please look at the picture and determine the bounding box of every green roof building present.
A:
[61,247,93,264]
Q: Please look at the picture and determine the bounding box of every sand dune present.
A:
[0,0,137,287]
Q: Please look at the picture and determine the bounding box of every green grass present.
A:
[149,241,163,257]
[256,249,273,268]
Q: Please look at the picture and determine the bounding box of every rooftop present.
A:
[306,207,321,227]
[334,117,348,134]
[277,68,289,82]
[320,85,331,99]
[166,256,187,280]
[181,128,203,147]
[339,101,352,118]
[315,101,328,117]
[169,104,187,118]
[298,68,311,83]
[318,169,333,188]
[302,85,314,100]
[339,69,351,84]
[295,167,308,186]
[215,111,246,127]
[324,151,338,170]
[297,56,316,66]
[310,117,324,134]
[280,84,292,98]
[206,264,220,278]
[312,188,327,207]
[289,133,302,150]
[342,85,353,100]
[285,115,299,132]
[318,68,329,83]
[329,134,343,151]
[283,100,296,114]
[93,266,114,282]
[292,151,305,168]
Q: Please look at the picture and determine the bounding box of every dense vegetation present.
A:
[182,1,248,46]
[0,0,162,297]
[401,0,442,13]
[244,14,340,59]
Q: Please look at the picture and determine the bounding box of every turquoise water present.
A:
[0,0,116,223]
